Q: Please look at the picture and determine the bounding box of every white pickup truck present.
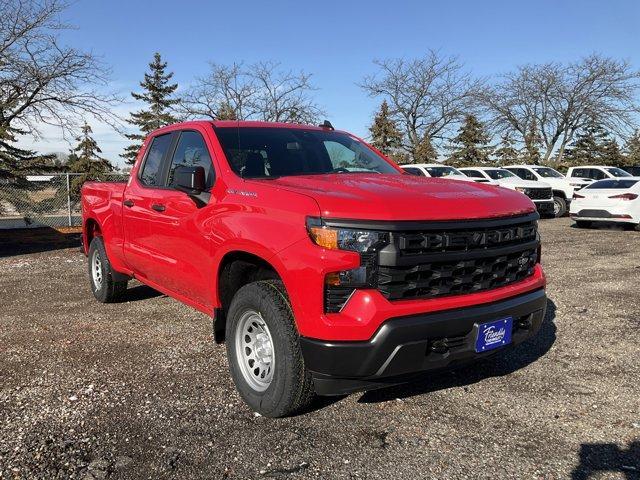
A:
[504,165,590,217]
[458,167,555,218]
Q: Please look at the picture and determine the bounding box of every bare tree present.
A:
[360,50,480,160]
[479,55,640,163]
[179,62,257,120]
[0,0,121,174]
[181,61,324,124]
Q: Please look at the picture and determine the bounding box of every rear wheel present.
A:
[575,220,592,229]
[225,280,315,417]
[88,237,128,302]
[553,196,567,217]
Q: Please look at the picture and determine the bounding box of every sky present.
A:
[18,0,640,167]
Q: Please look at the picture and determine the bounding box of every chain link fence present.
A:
[0,173,128,229]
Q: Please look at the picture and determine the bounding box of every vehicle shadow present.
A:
[0,227,81,257]
[115,284,165,303]
[355,298,557,404]
[571,440,640,479]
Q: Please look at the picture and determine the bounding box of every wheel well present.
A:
[85,219,101,250]
[214,252,281,343]
[552,190,567,199]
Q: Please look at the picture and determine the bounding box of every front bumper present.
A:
[534,200,555,216]
[301,288,547,395]
[570,209,638,224]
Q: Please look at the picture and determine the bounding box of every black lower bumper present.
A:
[535,201,555,217]
[301,288,547,395]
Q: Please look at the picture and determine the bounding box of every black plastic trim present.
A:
[301,288,547,395]
[321,212,540,232]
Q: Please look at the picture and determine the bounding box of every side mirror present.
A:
[174,166,206,194]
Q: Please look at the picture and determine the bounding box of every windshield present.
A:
[604,167,632,177]
[532,167,563,178]
[214,127,399,178]
[485,169,516,180]
[424,166,463,177]
[586,179,638,189]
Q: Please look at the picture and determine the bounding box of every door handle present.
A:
[123,199,134,207]
[151,203,166,212]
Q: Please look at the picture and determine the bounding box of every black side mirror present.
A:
[174,166,206,194]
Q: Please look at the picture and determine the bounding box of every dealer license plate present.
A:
[475,317,513,353]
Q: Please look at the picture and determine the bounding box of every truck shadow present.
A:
[0,227,81,257]
[355,298,557,404]
[571,440,640,479]
[114,283,165,302]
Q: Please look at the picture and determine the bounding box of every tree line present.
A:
[2,0,640,182]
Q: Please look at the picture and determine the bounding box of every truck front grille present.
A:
[526,187,552,200]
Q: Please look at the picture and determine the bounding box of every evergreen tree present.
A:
[563,118,621,167]
[121,53,179,165]
[369,100,403,157]
[494,131,519,166]
[0,124,55,178]
[412,134,438,164]
[67,123,113,196]
[523,118,543,164]
[623,130,640,166]
[445,114,492,167]
[216,102,238,121]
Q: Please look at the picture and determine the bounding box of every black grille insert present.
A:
[526,187,552,200]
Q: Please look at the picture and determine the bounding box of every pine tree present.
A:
[563,118,619,167]
[412,134,438,164]
[494,131,519,166]
[445,114,492,167]
[369,100,403,157]
[624,130,640,166]
[121,53,180,165]
[523,118,543,164]
[67,123,113,197]
[216,102,238,121]
[0,124,55,178]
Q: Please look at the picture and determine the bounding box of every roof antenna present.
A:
[319,120,334,130]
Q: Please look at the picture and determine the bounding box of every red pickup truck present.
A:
[82,120,547,417]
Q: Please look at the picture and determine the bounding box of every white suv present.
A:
[504,165,590,217]
[401,163,474,181]
[458,167,555,217]
[567,166,633,183]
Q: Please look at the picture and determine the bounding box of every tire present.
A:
[225,280,315,417]
[553,195,567,217]
[87,237,128,303]
[575,220,592,229]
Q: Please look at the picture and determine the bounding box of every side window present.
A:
[507,168,524,179]
[591,168,606,180]
[522,169,536,181]
[403,167,425,176]
[140,133,173,186]
[167,131,215,189]
[572,168,587,178]
[462,169,484,178]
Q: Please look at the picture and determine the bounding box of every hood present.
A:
[498,178,552,189]
[255,174,536,221]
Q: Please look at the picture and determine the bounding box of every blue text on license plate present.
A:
[475,317,513,353]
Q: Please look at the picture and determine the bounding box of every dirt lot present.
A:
[0,218,639,479]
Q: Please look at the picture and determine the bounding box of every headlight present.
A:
[306,217,388,253]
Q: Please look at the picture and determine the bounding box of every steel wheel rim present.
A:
[91,249,103,289]
[553,199,561,216]
[235,310,275,392]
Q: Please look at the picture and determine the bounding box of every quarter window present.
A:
[167,131,215,189]
[403,167,425,176]
[140,133,173,186]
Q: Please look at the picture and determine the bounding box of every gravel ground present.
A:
[0,218,639,479]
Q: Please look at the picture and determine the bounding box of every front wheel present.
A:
[88,237,128,302]
[225,280,315,417]
[553,196,567,217]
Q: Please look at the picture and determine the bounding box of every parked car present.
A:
[503,165,589,218]
[401,163,474,181]
[566,165,632,182]
[569,177,640,230]
[458,167,555,217]
[81,121,547,417]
